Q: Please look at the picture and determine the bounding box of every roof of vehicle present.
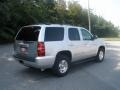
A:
[24,24,83,28]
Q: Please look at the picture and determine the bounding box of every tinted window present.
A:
[81,29,92,40]
[68,28,80,40]
[16,26,40,41]
[44,27,64,41]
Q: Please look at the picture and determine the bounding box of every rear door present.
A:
[44,27,65,56]
[14,26,41,62]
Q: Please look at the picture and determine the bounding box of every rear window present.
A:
[44,27,64,41]
[16,26,41,41]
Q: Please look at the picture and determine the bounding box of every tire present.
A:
[96,48,105,62]
[52,54,71,77]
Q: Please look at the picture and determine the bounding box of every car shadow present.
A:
[17,67,55,79]
[16,59,97,80]
[70,60,96,74]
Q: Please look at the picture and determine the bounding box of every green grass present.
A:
[101,38,120,41]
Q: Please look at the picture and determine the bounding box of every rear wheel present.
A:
[96,48,105,62]
[52,55,71,77]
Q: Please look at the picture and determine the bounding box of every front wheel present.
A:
[52,55,71,77]
[96,48,105,62]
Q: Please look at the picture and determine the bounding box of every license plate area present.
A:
[20,46,28,54]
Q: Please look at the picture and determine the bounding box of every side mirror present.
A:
[92,35,98,40]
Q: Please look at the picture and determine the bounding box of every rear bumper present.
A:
[13,55,55,69]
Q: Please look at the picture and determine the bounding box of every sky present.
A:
[66,0,120,27]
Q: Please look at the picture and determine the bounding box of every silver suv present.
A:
[13,24,106,77]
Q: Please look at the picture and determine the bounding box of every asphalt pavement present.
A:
[0,42,120,90]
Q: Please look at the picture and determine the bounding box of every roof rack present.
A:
[34,22,82,27]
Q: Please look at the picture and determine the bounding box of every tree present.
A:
[0,0,119,43]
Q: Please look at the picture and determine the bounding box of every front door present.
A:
[80,28,97,59]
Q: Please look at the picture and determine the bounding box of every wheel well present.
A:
[56,51,72,61]
[99,46,105,51]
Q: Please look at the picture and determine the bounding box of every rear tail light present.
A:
[37,42,45,56]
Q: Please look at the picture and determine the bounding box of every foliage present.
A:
[0,0,119,43]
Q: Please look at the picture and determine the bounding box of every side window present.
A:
[44,27,64,41]
[81,29,93,40]
[68,28,80,41]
